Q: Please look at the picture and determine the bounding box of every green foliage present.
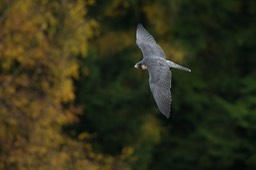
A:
[75,0,256,170]
[148,0,256,170]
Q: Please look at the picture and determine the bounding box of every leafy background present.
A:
[0,0,256,170]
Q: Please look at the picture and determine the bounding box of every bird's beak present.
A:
[134,64,138,69]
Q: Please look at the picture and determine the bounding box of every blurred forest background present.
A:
[1,0,256,170]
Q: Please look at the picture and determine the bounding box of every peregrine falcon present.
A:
[134,24,191,118]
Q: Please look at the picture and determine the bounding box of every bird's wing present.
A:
[147,59,171,118]
[136,24,166,59]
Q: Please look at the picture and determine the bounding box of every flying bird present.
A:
[134,24,191,118]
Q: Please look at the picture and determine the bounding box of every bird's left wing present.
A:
[136,24,166,59]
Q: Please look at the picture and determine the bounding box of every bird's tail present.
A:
[166,60,191,72]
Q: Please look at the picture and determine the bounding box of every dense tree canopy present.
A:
[0,0,128,169]
[1,0,256,170]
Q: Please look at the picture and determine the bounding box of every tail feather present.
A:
[167,60,191,72]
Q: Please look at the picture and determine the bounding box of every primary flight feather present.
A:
[134,24,191,118]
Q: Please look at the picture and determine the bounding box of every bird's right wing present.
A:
[147,59,171,118]
[136,24,166,59]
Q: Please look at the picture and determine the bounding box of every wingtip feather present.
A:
[137,24,145,33]
[137,23,143,28]
[164,113,170,118]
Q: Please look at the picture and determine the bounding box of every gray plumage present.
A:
[134,24,191,118]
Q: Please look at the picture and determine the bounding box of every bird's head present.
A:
[134,62,147,70]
